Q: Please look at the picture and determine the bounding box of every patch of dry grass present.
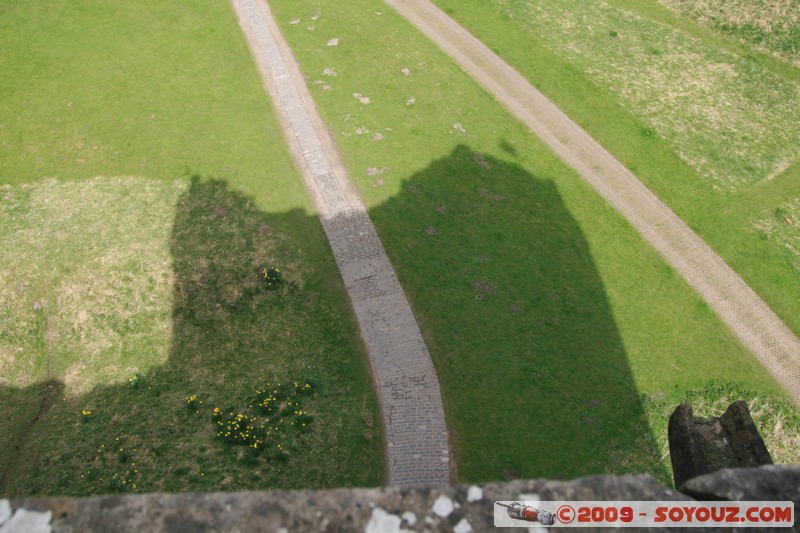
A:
[0,177,185,394]
[659,0,800,67]
[753,197,800,270]
[497,0,800,191]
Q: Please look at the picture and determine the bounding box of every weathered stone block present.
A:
[668,401,772,489]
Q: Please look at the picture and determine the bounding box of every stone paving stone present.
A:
[231,0,450,486]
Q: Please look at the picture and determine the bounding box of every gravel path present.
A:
[384,0,800,405]
[231,0,450,486]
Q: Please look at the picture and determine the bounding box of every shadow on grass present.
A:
[369,145,668,483]
[0,176,382,496]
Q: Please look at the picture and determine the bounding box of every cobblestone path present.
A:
[384,0,800,405]
[231,0,450,485]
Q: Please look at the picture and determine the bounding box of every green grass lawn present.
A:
[0,0,382,496]
[658,0,800,68]
[267,0,799,485]
[430,0,800,339]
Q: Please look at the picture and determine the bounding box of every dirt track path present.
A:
[384,0,800,405]
[231,0,450,486]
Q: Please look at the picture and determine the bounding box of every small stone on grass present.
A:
[474,153,490,168]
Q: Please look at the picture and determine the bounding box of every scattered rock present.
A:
[373,178,384,188]
[307,26,315,31]
[326,38,339,46]
[0,500,10,527]
[352,93,370,105]
[493,194,504,202]
[365,508,401,533]
[467,485,483,502]
[454,517,472,533]
[371,132,384,141]
[289,18,301,25]
[366,167,384,176]
[0,508,52,533]
[322,68,336,76]
[451,122,467,134]
[321,84,331,91]
[425,227,437,236]
[431,495,454,518]
[401,511,417,526]
[401,67,411,76]
[355,127,368,135]
[406,97,416,106]
[311,13,320,21]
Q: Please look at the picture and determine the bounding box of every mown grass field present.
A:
[268,0,799,484]
[432,0,800,339]
[659,0,800,68]
[0,0,382,496]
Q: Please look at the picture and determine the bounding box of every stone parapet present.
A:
[6,465,798,532]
